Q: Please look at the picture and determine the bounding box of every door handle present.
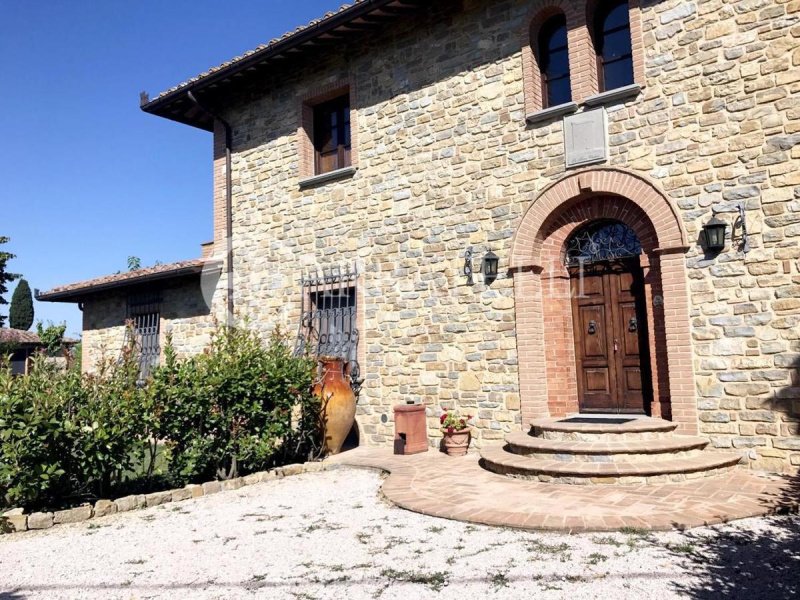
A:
[628,317,638,332]
[614,338,619,353]
[588,320,597,334]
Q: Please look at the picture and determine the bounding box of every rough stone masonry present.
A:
[76,0,800,471]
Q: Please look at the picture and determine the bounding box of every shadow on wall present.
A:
[83,276,217,334]
[224,0,515,156]
[669,365,800,598]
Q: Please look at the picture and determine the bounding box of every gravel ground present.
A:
[1,468,798,599]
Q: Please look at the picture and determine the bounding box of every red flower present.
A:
[440,413,447,424]
[447,426,454,433]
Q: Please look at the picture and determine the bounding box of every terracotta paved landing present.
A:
[326,446,798,532]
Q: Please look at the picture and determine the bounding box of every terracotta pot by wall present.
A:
[441,429,471,457]
[313,356,357,455]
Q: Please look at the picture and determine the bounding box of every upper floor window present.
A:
[537,14,571,108]
[594,0,634,92]
[313,94,351,175]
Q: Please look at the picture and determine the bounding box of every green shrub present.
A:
[35,321,67,356]
[152,325,321,483]
[0,341,143,508]
[0,358,74,507]
[0,322,322,511]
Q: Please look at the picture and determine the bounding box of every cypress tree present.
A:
[9,278,34,331]
[0,237,19,328]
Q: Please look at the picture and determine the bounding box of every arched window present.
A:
[564,220,642,266]
[594,0,634,92]
[537,14,571,108]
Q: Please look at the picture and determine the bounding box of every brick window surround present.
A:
[510,168,696,435]
[521,0,645,115]
[298,82,359,180]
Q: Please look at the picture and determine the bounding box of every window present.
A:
[313,94,351,175]
[564,220,642,266]
[594,0,634,92]
[127,293,161,381]
[537,14,571,108]
[295,264,361,390]
[10,351,28,376]
[309,286,357,362]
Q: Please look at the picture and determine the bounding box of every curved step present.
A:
[530,416,678,441]
[505,431,709,462]
[481,446,743,485]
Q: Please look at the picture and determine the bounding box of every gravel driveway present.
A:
[1,468,798,599]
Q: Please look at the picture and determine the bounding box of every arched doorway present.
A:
[510,168,696,434]
[564,220,652,414]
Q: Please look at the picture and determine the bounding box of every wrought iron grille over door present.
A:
[295,264,361,392]
[126,293,161,381]
[564,220,642,266]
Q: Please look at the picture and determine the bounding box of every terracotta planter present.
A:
[441,428,471,456]
[313,356,356,455]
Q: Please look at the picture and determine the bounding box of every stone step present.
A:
[480,446,743,485]
[530,416,678,442]
[505,431,709,462]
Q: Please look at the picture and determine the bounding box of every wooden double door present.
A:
[570,259,652,414]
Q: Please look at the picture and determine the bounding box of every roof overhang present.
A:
[37,260,222,303]
[139,0,428,130]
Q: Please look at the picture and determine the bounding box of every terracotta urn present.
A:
[313,356,357,455]
[441,428,471,456]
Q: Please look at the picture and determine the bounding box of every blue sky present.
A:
[1,0,345,337]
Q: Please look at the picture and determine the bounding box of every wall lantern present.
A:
[482,250,499,284]
[702,215,727,252]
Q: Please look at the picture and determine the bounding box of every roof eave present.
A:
[139,0,424,129]
[37,261,222,304]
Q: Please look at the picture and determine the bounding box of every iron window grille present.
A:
[125,292,161,381]
[564,220,642,266]
[295,263,361,393]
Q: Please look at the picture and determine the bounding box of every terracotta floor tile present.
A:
[326,447,797,532]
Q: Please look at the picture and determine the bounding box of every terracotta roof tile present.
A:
[0,328,41,345]
[0,329,78,346]
[38,259,219,302]
[150,1,369,101]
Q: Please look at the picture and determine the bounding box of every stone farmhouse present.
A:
[40,0,800,474]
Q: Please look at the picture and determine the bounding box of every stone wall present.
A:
[69,0,786,470]
[82,276,217,373]
[82,294,127,373]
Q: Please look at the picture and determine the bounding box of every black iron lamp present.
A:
[482,250,499,284]
[703,216,727,251]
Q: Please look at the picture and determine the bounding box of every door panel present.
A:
[623,368,643,392]
[580,306,607,357]
[571,272,614,411]
[584,368,611,393]
[570,259,650,414]
[619,303,640,357]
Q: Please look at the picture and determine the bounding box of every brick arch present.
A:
[511,168,696,435]
[538,194,659,269]
[510,168,687,270]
